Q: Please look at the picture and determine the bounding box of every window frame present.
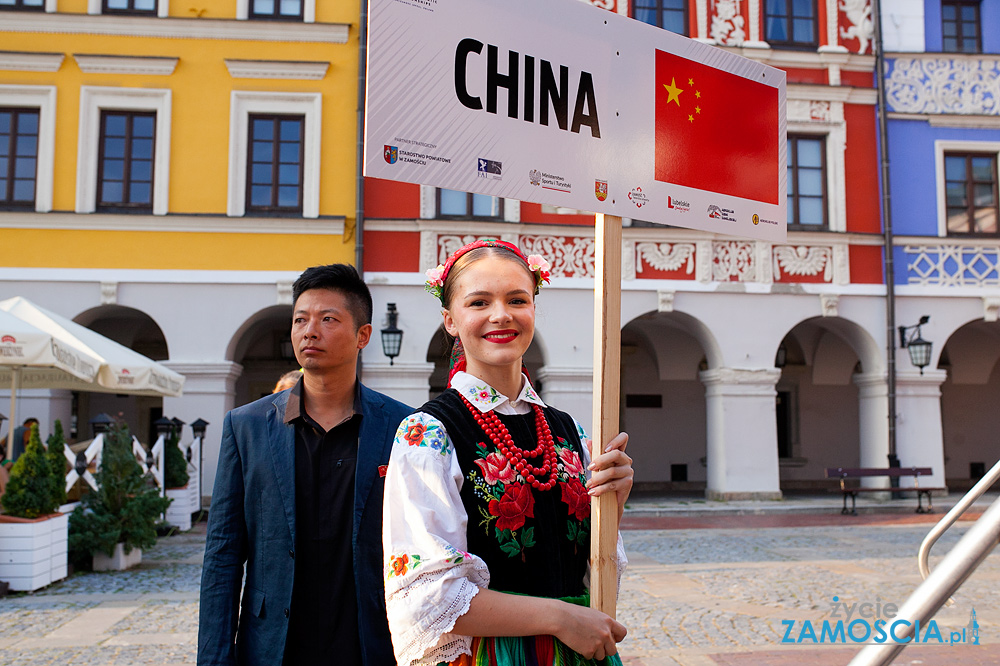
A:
[0,86,56,213]
[934,141,1000,237]
[435,189,505,221]
[87,0,166,16]
[236,0,314,22]
[786,133,829,231]
[0,107,41,209]
[95,109,157,213]
[100,0,156,15]
[941,0,982,54]
[632,0,689,36]
[244,113,306,216]
[76,86,171,215]
[764,0,819,49]
[228,91,321,218]
[942,151,999,236]
[0,0,46,11]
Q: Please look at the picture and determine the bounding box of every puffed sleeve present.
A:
[383,412,491,666]
[574,418,629,591]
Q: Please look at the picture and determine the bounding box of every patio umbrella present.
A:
[0,297,185,398]
[0,308,103,459]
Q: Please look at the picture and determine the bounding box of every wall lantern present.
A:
[380,303,403,366]
[899,315,933,375]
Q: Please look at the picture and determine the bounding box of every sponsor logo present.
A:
[122,368,130,374]
[1,335,14,344]
[753,213,759,225]
[707,204,737,222]
[529,169,542,186]
[628,186,649,208]
[754,214,780,226]
[478,158,502,179]
[536,171,572,193]
[384,145,398,164]
[595,180,608,202]
[667,195,690,212]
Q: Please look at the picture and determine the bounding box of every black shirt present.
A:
[283,378,363,666]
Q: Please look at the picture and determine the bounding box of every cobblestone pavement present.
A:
[2,504,999,666]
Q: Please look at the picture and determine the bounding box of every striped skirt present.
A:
[445,635,624,666]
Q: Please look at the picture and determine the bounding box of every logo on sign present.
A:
[595,180,608,202]
[1,335,14,344]
[629,186,648,208]
[667,195,690,212]
[384,145,398,164]
[708,205,737,222]
[753,213,760,225]
[478,158,502,179]
[529,169,541,186]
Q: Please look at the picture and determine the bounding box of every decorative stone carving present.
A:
[713,241,756,282]
[100,282,118,305]
[886,58,1000,115]
[276,281,293,306]
[657,290,676,313]
[820,294,839,317]
[904,244,1000,287]
[519,235,596,278]
[839,0,873,55]
[437,235,490,264]
[710,0,745,46]
[636,242,696,275]
[773,246,833,282]
[984,297,1000,323]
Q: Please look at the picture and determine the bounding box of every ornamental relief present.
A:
[710,0,745,46]
[787,100,832,123]
[886,58,1000,115]
[773,246,833,282]
[636,242,697,275]
[904,245,1000,287]
[713,241,756,282]
[519,235,596,278]
[838,0,873,55]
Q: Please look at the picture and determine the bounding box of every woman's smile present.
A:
[483,329,518,343]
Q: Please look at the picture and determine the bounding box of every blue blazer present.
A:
[198,384,412,666]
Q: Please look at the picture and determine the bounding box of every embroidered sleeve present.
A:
[383,412,491,666]
[574,418,629,592]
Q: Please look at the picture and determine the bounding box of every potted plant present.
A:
[45,420,70,582]
[0,423,67,591]
[163,424,195,531]
[68,419,171,571]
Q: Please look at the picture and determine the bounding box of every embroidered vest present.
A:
[419,389,591,598]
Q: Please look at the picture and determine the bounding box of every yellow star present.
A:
[688,114,694,123]
[688,78,694,86]
[695,106,701,114]
[662,77,683,107]
[695,90,702,99]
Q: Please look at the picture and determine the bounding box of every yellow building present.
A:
[1,0,362,497]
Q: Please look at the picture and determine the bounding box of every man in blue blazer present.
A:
[198,264,412,666]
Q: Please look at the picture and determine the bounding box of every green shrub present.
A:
[164,428,189,489]
[45,419,68,508]
[2,423,58,519]
[69,419,171,565]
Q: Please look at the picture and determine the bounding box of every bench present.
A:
[824,467,946,515]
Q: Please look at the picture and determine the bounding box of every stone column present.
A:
[161,361,242,506]
[895,370,948,489]
[700,368,782,500]
[535,366,595,434]
[361,361,434,410]
[854,373,890,489]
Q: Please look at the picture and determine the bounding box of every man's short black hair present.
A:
[291,264,373,329]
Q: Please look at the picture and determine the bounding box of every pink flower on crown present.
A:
[527,255,551,274]
[425,265,446,287]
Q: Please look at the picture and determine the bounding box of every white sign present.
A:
[365,0,786,241]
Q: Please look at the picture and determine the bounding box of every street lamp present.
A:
[381,303,403,366]
[899,315,933,375]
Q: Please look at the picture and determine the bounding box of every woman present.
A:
[383,239,634,666]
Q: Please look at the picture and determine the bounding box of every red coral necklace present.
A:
[460,394,558,491]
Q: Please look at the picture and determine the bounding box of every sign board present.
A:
[365,0,787,242]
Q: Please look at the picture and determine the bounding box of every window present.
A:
[102,0,156,14]
[0,108,40,208]
[765,0,817,47]
[96,111,155,212]
[787,135,827,229]
[437,189,503,219]
[942,1,981,53]
[249,0,302,20]
[944,153,998,234]
[0,0,44,10]
[246,114,304,215]
[633,0,687,35]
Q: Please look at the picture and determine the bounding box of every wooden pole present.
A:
[590,213,622,618]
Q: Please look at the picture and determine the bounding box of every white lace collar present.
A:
[449,371,546,413]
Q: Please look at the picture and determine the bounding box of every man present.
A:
[198,264,412,666]
[10,417,38,463]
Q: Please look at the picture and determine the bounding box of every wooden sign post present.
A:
[590,213,622,618]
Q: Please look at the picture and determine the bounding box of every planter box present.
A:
[48,512,69,584]
[0,514,54,592]
[92,543,142,571]
[165,485,198,531]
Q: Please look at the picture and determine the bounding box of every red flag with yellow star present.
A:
[654,49,780,205]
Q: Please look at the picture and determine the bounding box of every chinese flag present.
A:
[655,49,780,204]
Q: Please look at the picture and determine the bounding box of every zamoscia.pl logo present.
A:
[781,597,980,646]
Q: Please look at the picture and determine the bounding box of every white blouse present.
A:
[382,371,628,666]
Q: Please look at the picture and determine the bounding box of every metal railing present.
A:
[847,461,1000,665]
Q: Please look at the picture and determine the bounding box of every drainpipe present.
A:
[356,0,368,377]
[872,0,899,469]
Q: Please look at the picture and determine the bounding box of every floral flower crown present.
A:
[424,238,551,305]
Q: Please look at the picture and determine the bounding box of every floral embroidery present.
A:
[522,384,541,403]
[474,451,516,485]
[465,383,503,408]
[403,422,426,446]
[444,544,470,564]
[387,553,422,578]
[558,448,584,477]
[488,482,535,532]
[560,478,591,521]
[395,415,451,455]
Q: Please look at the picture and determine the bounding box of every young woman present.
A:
[383,239,634,666]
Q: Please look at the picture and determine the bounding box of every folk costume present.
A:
[383,239,627,666]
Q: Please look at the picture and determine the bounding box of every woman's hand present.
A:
[552,601,627,659]
[586,431,633,521]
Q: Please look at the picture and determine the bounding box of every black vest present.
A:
[419,389,591,598]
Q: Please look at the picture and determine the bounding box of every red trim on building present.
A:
[364,178,421,219]
[840,70,875,88]
[844,103,881,234]
[363,230,421,273]
[849,245,884,284]
[782,67,828,85]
